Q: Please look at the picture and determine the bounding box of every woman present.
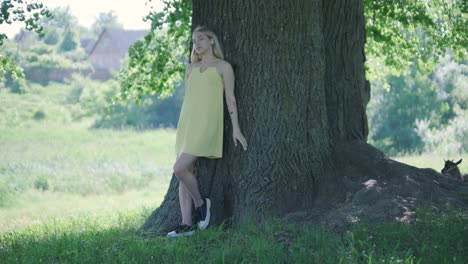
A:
[167,26,248,238]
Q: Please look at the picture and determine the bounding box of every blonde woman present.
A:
[167,26,248,237]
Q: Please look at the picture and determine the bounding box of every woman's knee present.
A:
[173,163,189,180]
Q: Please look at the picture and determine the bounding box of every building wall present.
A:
[88,32,122,71]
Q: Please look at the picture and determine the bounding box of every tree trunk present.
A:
[140,0,466,234]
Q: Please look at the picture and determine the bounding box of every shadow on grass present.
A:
[1,209,467,263]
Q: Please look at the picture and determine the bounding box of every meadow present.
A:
[0,83,467,263]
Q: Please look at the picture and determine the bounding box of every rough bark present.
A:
[323,0,370,141]
[140,0,467,234]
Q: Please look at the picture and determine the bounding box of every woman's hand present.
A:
[233,129,248,151]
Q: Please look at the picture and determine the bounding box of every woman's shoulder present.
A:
[216,59,231,67]
[187,60,230,67]
[215,60,233,73]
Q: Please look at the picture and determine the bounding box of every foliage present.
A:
[0,0,52,45]
[365,0,467,77]
[368,63,445,155]
[368,54,467,156]
[0,39,24,81]
[58,29,78,52]
[75,75,183,129]
[40,7,82,49]
[11,43,91,86]
[1,6,89,84]
[43,27,59,45]
[0,0,51,80]
[40,6,77,29]
[415,106,468,155]
[119,0,467,100]
[5,77,28,93]
[413,54,468,155]
[117,0,191,102]
[91,11,123,38]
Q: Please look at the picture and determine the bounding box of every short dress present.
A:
[175,66,224,159]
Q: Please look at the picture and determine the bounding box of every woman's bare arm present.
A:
[221,62,248,150]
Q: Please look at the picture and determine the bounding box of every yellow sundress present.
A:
[175,66,224,158]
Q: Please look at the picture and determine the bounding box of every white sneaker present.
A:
[195,197,211,230]
[166,224,196,238]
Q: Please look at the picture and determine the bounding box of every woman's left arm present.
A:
[222,62,248,151]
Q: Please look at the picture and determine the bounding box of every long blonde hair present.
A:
[190,26,224,63]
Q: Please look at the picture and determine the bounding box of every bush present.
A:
[32,110,46,120]
[415,105,468,155]
[34,176,51,191]
[6,78,29,94]
[65,74,86,104]
[77,77,183,129]
[368,55,466,156]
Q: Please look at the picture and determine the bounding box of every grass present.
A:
[0,208,466,263]
[0,122,175,231]
[393,153,468,173]
[0,84,176,232]
[1,82,467,263]
[0,123,175,210]
[0,189,165,233]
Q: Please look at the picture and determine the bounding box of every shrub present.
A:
[32,111,46,120]
[34,176,51,191]
[415,105,468,155]
[6,78,29,94]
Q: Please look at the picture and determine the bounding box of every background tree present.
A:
[91,11,123,38]
[368,53,467,156]
[58,29,78,52]
[43,27,59,45]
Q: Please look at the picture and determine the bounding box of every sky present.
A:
[0,0,164,38]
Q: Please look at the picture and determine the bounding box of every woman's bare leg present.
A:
[179,182,193,225]
[173,153,204,213]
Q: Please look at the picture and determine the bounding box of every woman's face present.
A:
[193,32,212,55]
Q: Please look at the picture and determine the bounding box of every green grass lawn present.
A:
[0,123,175,232]
[1,208,466,263]
[1,84,467,263]
[0,84,177,234]
[393,154,468,174]
[0,123,175,195]
[0,189,163,232]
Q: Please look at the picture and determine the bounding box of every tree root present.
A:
[285,141,468,232]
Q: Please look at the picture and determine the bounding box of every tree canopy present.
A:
[117,0,467,101]
[0,0,466,90]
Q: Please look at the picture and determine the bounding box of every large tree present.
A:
[132,0,468,233]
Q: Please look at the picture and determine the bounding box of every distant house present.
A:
[87,28,149,80]
[11,28,149,83]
